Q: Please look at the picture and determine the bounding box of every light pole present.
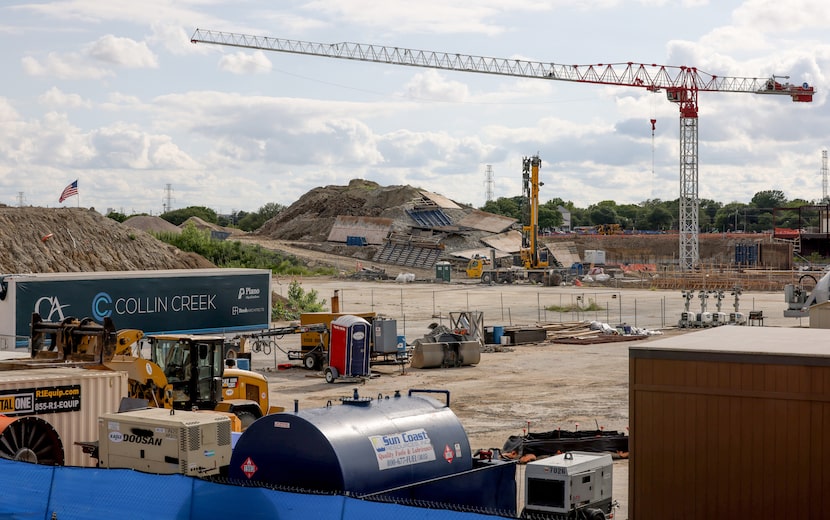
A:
[612,293,622,324]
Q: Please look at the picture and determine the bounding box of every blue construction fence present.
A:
[0,458,510,520]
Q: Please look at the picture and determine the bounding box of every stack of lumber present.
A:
[540,321,647,345]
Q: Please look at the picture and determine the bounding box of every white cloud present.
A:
[90,125,199,169]
[301,0,550,35]
[38,87,93,109]
[10,1,219,28]
[21,53,113,80]
[86,35,158,68]
[147,23,195,56]
[32,112,97,167]
[218,51,272,75]
[102,92,143,108]
[733,0,830,32]
[0,98,21,122]
[402,70,469,102]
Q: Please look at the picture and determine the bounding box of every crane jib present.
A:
[190,29,813,101]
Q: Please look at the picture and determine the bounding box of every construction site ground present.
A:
[250,277,803,520]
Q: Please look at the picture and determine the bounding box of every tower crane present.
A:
[190,29,814,271]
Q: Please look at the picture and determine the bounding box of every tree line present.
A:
[107,202,285,232]
[480,189,820,233]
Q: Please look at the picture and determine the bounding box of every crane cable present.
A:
[649,89,658,200]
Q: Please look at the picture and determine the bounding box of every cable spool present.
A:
[0,416,65,465]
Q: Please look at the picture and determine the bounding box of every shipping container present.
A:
[0,269,271,347]
[0,368,128,467]
[629,327,830,520]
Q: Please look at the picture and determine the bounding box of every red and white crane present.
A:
[191,29,814,271]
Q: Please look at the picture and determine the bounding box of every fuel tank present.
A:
[228,389,472,495]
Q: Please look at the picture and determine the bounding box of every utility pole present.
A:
[821,149,828,203]
[484,164,494,203]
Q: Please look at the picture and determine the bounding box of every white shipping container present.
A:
[0,368,128,467]
[583,249,606,265]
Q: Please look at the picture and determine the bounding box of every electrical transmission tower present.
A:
[163,184,174,214]
[484,164,494,203]
[16,192,25,207]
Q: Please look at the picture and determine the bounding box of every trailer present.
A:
[0,268,271,348]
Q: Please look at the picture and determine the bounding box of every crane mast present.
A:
[191,29,814,271]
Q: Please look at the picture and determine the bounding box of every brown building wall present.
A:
[630,350,830,520]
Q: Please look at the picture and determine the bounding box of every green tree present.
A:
[238,202,286,232]
[699,199,722,232]
[750,190,787,210]
[272,280,327,320]
[714,202,748,232]
[587,201,619,225]
[538,201,564,230]
[106,211,128,223]
[645,206,673,230]
[161,206,218,226]
[481,197,522,220]
[615,203,643,230]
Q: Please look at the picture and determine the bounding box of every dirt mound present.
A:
[0,207,215,273]
[123,215,182,234]
[182,216,246,237]
[256,179,424,242]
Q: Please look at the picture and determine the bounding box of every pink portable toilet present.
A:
[325,315,371,383]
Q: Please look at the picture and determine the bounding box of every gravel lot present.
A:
[251,276,803,519]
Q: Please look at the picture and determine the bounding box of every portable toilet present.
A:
[435,261,451,282]
[325,315,371,383]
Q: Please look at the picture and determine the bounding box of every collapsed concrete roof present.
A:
[481,230,523,254]
[456,210,517,234]
[417,190,461,209]
[327,216,393,245]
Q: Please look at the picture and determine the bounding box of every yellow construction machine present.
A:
[519,154,550,271]
[465,255,491,279]
[9,314,277,429]
[596,223,623,235]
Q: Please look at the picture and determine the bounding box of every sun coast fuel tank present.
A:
[228,389,472,494]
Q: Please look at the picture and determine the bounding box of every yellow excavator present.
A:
[8,314,277,430]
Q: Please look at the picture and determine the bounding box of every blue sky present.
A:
[1,1,827,215]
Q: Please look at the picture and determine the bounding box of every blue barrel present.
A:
[493,326,505,345]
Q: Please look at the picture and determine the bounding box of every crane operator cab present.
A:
[149,334,224,412]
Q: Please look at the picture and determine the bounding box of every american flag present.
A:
[59,180,78,203]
